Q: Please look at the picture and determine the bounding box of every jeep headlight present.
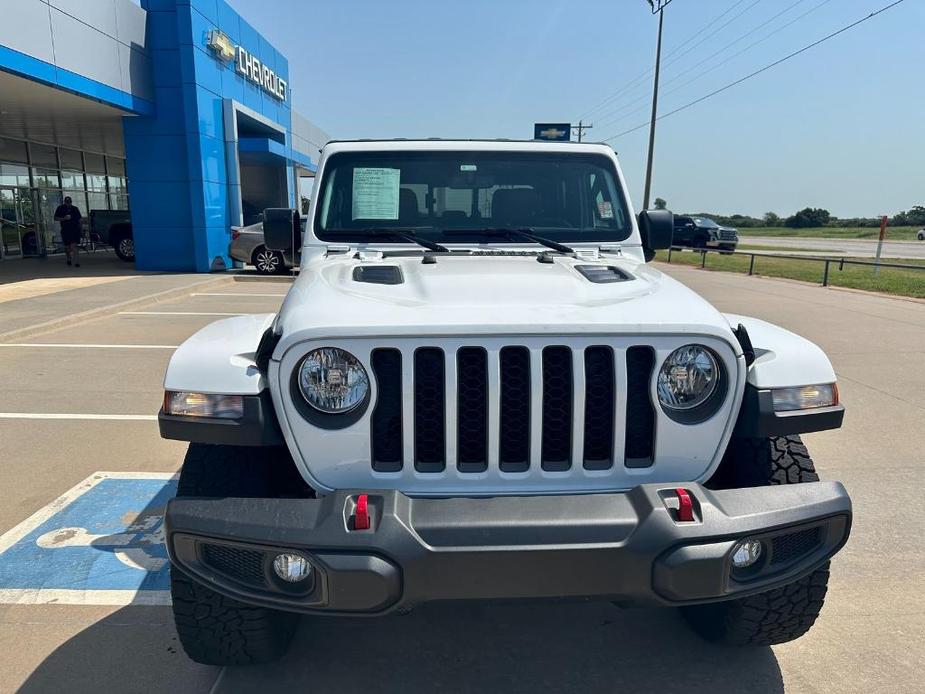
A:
[298,348,369,414]
[657,345,724,423]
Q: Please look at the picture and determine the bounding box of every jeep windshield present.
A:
[314,151,632,245]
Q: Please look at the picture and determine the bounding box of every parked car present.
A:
[89,210,135,261]
[229,218,306,274]
[159,139,850,666]
[673,215,738,252]
[917,228,924,240]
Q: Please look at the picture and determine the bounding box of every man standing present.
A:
[54,196,82,267]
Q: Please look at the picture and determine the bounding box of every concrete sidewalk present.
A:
[0,254,233,342]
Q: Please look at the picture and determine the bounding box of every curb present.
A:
[0,274,235,343]
[233,274,297,283]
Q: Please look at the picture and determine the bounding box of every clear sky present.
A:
[226,0,923,218]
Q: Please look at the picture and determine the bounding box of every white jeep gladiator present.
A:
[160,139,851,666]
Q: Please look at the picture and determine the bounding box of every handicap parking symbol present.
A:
[0,472,177,605]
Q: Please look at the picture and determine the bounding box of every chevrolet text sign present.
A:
[208,30,287,102]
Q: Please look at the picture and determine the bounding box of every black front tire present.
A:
[682,435,831,646]
[170,444,300,665]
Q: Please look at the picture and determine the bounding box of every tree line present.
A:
[652,198,925,228]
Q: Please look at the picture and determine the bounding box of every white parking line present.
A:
[0,413,158,420]
[119,311,244,316]
[191,292,287,297]
[0,343,177,349]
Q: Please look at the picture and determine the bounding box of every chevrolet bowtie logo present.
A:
[207,30,236,62]
[540,127,567,139]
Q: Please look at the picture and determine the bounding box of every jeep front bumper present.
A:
[165,482,850,615]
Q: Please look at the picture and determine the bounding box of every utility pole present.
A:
[642,0,669,211]
[573,120,593,142]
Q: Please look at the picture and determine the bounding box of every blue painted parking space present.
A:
[0,472,177,605]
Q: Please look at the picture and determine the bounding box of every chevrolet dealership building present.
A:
[0,0,328,271]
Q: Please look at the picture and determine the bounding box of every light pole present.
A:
[642,0,672,211]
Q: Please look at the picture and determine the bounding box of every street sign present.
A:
[534,123,571,141]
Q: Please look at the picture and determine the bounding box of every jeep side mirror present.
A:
[264,208,302,254]
[638,209,674,261]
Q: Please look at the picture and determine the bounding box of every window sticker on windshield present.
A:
[352,167,400,220]
[460,164,477,172]
[598,201,614,219]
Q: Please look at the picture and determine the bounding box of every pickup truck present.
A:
[673,215,739,252]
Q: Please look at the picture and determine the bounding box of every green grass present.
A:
[740,226,921,241]
[657,249,925,299]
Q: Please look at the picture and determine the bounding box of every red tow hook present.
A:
[675,488,695,522]
[353,493,371,530]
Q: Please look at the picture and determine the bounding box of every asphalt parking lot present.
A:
[0,265,923,693]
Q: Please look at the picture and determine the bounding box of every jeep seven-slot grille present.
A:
[371,344,656,473]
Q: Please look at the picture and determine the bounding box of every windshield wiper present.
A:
[443,227,574,254]
[354,228,450,253]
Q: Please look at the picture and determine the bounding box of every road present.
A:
[740,235,925,259]
[0,265,923,693]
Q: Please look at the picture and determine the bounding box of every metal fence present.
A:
[663,246,925,288]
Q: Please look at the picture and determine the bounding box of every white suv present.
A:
[159,140,850,665]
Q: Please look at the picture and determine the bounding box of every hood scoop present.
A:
[353,265,404,285]
[576,265,634,284]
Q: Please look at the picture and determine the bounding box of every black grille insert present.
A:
[371,348,403,472]
[583,346,615,470]
[771,526,822,565]
[414,348,445,472]
[457,347,488,472]
[541,346,573,471]
[499,346,531,472]
[202,544,266,588]
[624,346,655,467]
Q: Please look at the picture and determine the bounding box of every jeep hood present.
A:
[275,253,739,349]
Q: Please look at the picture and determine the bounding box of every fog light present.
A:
[272,553,312,583]
[731,539,763,568]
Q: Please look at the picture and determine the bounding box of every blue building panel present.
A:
[122,134,190,181]
[133,227,197,269]
[216,0,242,43]
[189,133,227,184]
[145,10,181,50]
[188,180,229,228]
[187,0,220,25]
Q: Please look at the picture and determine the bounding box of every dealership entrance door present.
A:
[0,186,40,259]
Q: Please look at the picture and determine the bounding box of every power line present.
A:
[595,0,830,132]
[578,0,751,120]
[601,0,907,143]
[659,0,812,93]
[658,0,834,99]
[590,0,766,126]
